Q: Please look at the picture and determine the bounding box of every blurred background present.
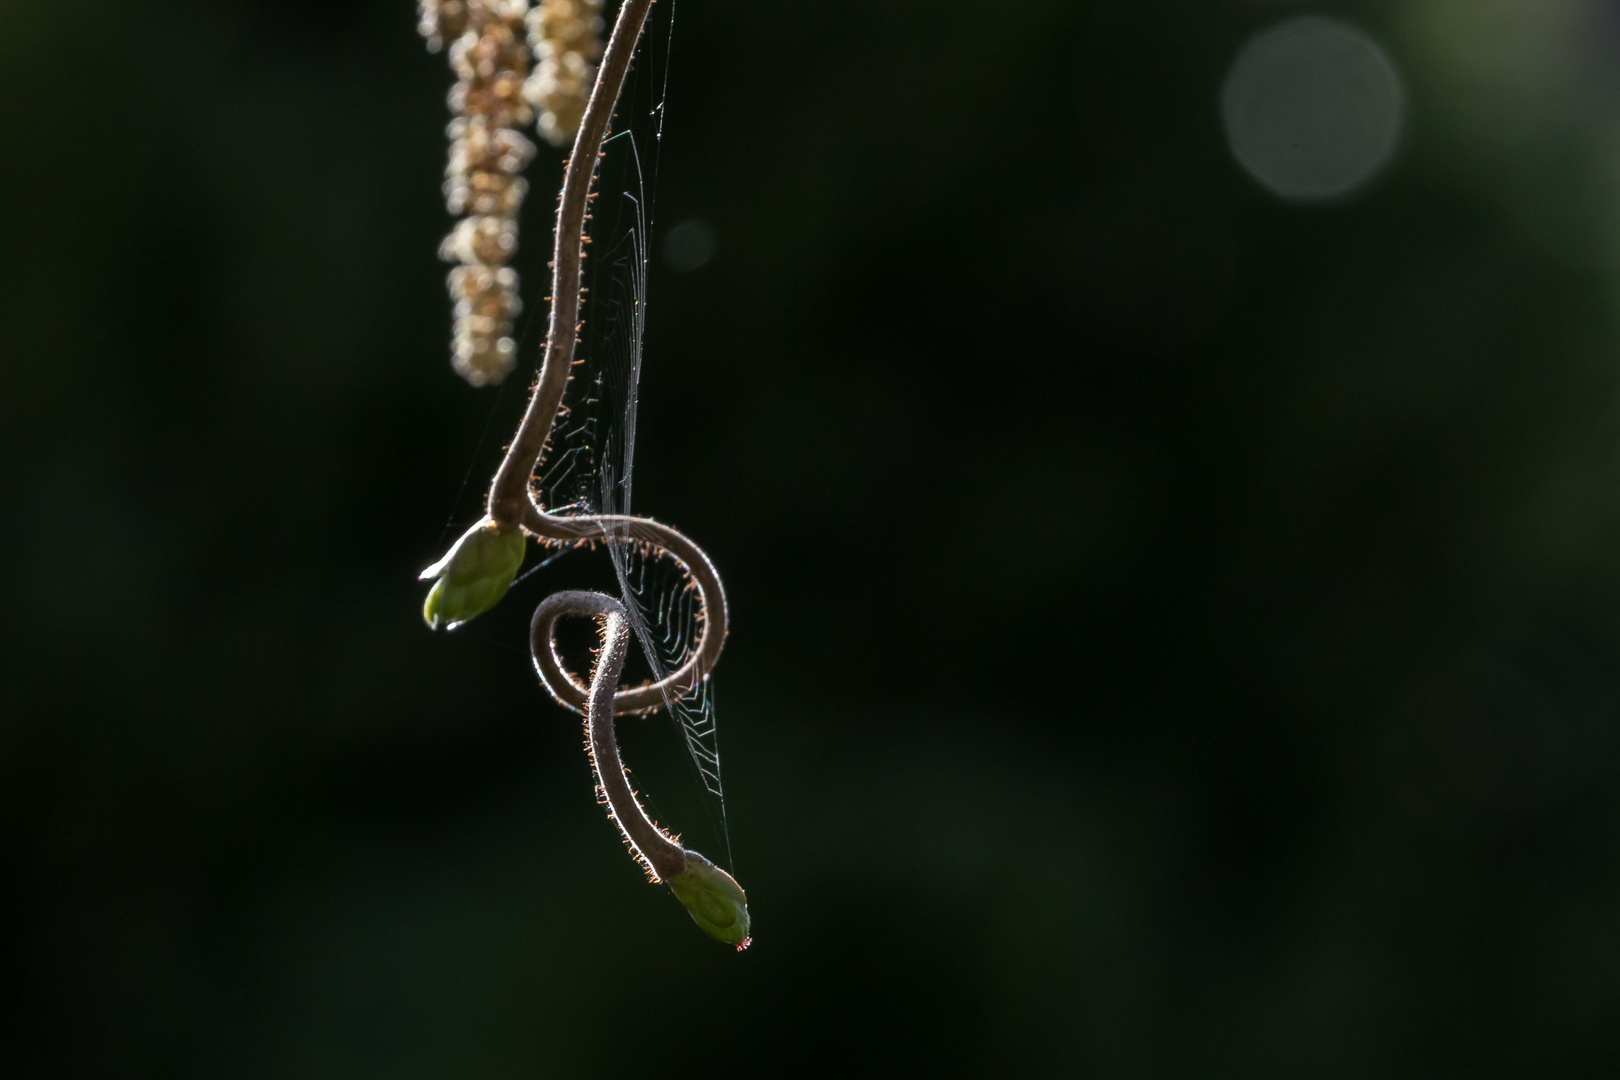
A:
[4,0,1620,1074]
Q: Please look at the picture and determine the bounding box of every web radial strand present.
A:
[601,152,732,852]
[604,534,732,858]
[593,186,731,809]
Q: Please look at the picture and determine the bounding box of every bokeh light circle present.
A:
[1221,16,1404,202]
[663,219,718,272]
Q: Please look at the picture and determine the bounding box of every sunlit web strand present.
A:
[593,153,734,862]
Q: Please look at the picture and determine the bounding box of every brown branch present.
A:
[483,0,729,713]
[487,0,656,525]
[532,589,688,882]
[522,507,726,715]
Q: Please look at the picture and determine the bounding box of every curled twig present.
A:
[436,0,745,944]
[531,590,686,879]
[490,0,729,711]
[533,591,750,946]
[523,510,725,714]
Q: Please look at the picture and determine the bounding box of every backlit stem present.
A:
[532,589,688,882]
[488,0,656,525]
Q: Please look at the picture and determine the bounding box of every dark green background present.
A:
[5,0,1620,1074]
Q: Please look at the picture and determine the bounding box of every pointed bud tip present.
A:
[420,518,526,630]
[668,853,750,947]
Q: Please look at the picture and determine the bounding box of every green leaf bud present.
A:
[420,518,526,630]
[668,852,751,948]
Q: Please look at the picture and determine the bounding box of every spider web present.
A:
[527,1,735,868]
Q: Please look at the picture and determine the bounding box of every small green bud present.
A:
[668,853,751,948]
[420,518,526,630]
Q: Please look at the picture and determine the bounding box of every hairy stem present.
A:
[482,0,728,715]
[521,508,725,714]
[533,590,688,882]
[488,0,656,525]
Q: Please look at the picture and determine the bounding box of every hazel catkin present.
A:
[421,0,534,386]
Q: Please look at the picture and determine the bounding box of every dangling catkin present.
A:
[524,0,605,148]
[420,0,536,387]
